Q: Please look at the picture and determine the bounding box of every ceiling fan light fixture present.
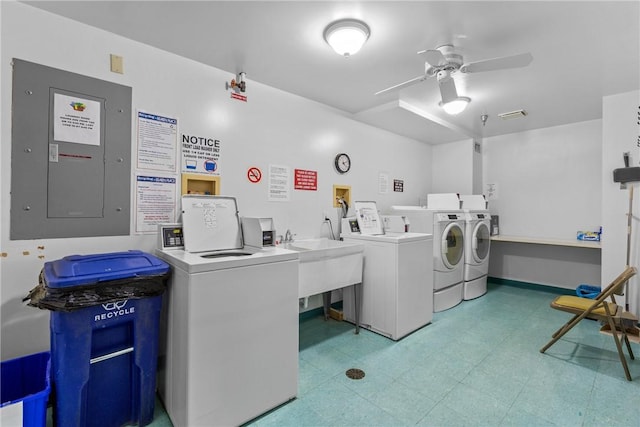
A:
[324,19,370,57]
[439,97,470,115]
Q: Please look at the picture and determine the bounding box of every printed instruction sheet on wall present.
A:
[137,111,178,172]
[53,93,101,146]
[378,172,389,194]
[135,175,177,233]
[268,164,290,201]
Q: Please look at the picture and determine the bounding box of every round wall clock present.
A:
[334,153,351,174]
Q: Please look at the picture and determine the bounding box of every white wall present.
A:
[431,139,476,195]
[0,2,433,359]
[601,90,640,316]
[483,120,602,240]
[484,120,603,288]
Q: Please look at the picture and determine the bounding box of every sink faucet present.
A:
[284,229,293,243]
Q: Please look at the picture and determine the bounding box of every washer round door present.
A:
[471,221,491,263]
[441,222,464,269]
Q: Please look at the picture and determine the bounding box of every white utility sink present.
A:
[283,238,364,298]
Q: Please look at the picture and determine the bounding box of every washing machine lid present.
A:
[181,195,243,253]
[353,201,384,235]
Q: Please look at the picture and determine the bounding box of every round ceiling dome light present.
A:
[323,19,370,58]
[439,97,471,115]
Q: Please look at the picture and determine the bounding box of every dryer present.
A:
[391,206,465,312]
[463,210,491,300]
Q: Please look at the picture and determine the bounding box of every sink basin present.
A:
[283,238,364,298]
[283,238,362,261]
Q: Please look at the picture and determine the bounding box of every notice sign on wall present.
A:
[294,169,317,191]
[53,93,101,146]
[181,133,222,175]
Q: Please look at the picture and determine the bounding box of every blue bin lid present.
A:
[43,250,170,288]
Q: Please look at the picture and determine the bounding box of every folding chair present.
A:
[540,266,638,380]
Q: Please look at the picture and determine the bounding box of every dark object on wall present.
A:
[10,59,132,240]
[490,215,499,236]
[613,167,640,183]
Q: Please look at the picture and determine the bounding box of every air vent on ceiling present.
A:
[498,109,527,119]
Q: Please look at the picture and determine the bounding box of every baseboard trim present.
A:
[488,276,575,295]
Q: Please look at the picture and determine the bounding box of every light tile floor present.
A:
[150,281,640,426]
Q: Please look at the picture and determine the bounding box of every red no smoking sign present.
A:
[247,167,262,183]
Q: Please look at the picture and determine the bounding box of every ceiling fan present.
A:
[375,45,533,114]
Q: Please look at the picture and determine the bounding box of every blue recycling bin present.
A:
[1,351,51,427]
[43,250,169,427]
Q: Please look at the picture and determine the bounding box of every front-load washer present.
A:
[341,228,434,340]
[155,195,300,427]
[391,206,465,312]
[463,210,491,300]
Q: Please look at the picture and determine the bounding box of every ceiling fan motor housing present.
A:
[425,44,463,76]
[438,45,463,67]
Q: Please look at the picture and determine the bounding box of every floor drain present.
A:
[345,368,365,380]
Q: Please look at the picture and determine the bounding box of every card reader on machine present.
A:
[241,217,275,247]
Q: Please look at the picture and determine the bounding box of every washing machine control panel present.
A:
[158,223,184,250]
[437,213,463,221]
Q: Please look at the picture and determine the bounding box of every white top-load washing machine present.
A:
[340,202,433,340]
[391,205,465,312]
[155,195,300,427]
[460,195,491,300]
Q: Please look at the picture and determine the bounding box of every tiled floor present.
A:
[151,281,639,426]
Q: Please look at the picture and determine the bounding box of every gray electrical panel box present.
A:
[10,59,132,239]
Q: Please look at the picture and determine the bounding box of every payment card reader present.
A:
[158,223,184,250]
[341,217,360,234]
[242,217,275,247]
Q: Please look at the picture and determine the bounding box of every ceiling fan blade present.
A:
[420,49,448,67]
[459,52,533,73]
[375,75,427,96]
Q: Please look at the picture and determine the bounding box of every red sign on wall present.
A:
[231,92,247,102]
[247,167,262,183]
[294,169,317,191]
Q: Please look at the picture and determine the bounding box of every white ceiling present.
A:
[23,1,640,144]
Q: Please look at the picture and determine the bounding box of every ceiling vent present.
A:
[498,109,527,119]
